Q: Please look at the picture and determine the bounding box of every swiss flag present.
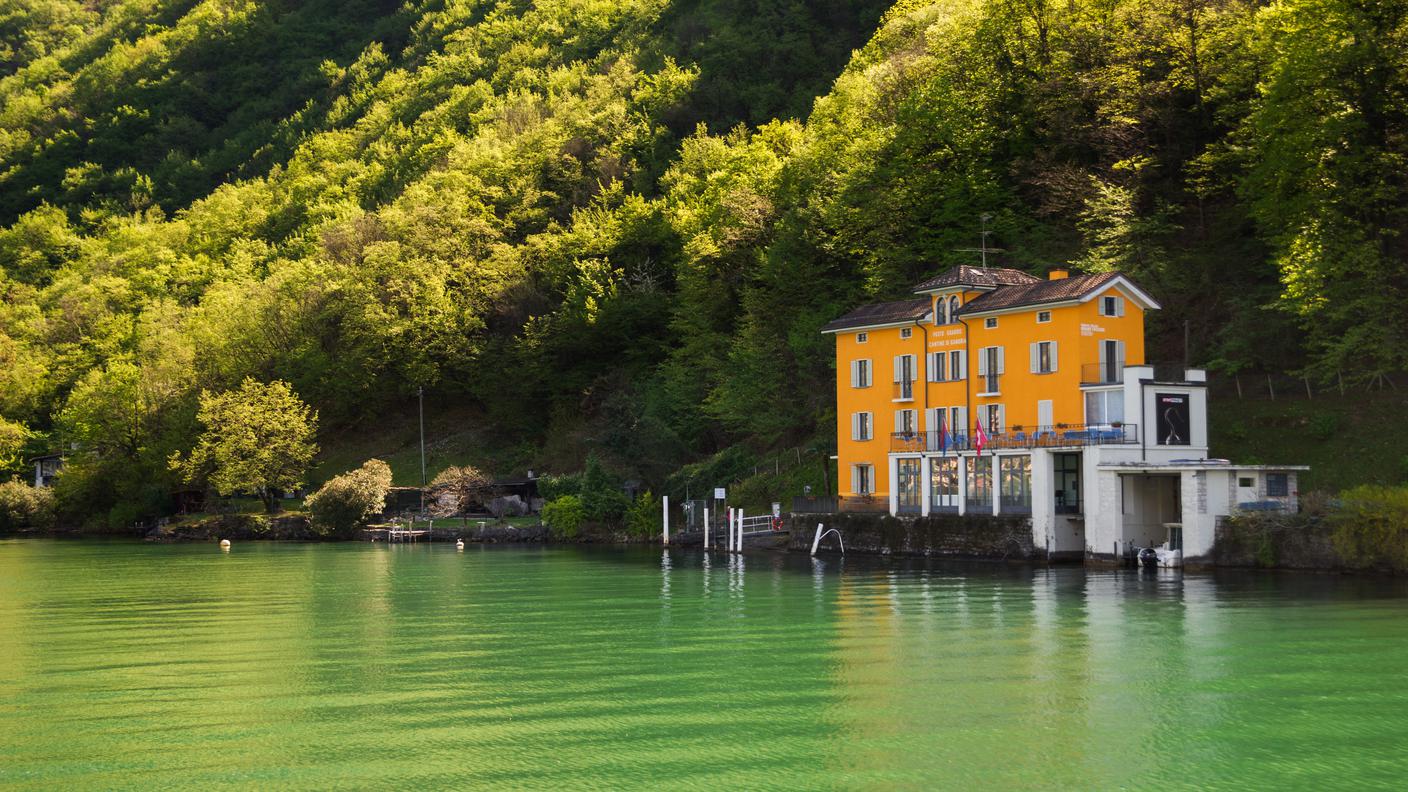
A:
[974,416,988,455]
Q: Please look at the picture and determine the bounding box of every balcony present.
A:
[892,379,915,401]
[977,373,1000,395]
[889,423,1139,453]
[1081,362,1124,385]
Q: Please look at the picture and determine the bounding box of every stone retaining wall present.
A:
[786,512,1040,560]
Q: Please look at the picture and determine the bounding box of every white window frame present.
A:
[851,358,873,388]
[1036,310,1052,323]
[929,351,946,382]
[949,350,966,380]
[1099,295,1125,317]
[856,332,868,343]
[894,409,917,434]
[1030,340,1057,374]
[984,317,998,329]
[853,464,874,495]
[852,411,874,441]
[900,327,913,339]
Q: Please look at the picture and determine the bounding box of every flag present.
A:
[940,418,953,457]
[974,416,988,455]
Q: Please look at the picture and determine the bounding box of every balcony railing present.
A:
[1081,362,1125,385]
[893,379,915,401]
[978,373,1000,394]
[889,423,1139,453]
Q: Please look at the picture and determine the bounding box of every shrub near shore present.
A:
[0,478,55,532]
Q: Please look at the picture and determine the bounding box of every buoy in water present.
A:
[455,538,465,551]
[219,539,231,551]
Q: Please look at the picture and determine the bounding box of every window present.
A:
[1085,390,1125,426]
[1099,295,1125,317]
[949,296,960,324]
[949,350,966,380]
[1030,341,1057,374]
[1238,477,1254,488]
[1267,474,1290,497]
[850,359,872,388]
[1037,310,1051,323]
[929,351,946,382]
[1097,339,1125,384]
[984,317,998,329]
[999,456,1032,513]
[900,327,913,339]
[897,458,922,513]
[983,403,1004,434]
[1054,453,1081,514]
[966,456,992,509]
[930,457,959,511]
[852,464,873,495]
[851,412,873,441]
[894,409,917,435]
[894,354,916,400]
[977,346,1003,393]
[935,300,947,325]
[857,332,868,343]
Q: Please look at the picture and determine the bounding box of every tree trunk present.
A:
[262,489,280,514]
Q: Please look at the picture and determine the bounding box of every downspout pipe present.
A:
[957,312,972,452]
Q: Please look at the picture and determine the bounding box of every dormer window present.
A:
[984,317,998,329]
[900,328,913,339]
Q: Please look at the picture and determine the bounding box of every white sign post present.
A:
[662,495,669,545]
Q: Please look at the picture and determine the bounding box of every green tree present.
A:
[171,378,318,512]
[428,465,495,526]
[305,458,393,538]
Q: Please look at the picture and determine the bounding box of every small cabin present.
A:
[31,453,63,488]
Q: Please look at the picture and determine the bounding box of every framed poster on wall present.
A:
[1156,393,1190,445]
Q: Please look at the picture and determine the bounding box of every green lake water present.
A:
[2,540,1408,790]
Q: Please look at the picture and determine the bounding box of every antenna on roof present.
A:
[955,213,1004,269]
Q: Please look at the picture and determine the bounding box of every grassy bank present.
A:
[1210,390,1408,493]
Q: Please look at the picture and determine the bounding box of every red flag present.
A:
[974,416,988,455]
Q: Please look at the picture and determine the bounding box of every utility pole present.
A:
[418,386,426,516]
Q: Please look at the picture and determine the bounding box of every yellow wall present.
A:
[833,282,1148,500]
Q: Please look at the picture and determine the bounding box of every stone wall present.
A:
[786,512,1040,560]
[1212,512,1341,570]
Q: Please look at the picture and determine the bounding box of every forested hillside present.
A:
[1,0,1405,526]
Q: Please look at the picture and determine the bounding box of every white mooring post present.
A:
[727,508,735,552]
[662,495,670,545]
[704,507,710,549]
[736,509,744,552]
[810,522,825,555]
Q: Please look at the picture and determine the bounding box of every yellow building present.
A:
[822,263,1309,565]
[823,264,1159,515]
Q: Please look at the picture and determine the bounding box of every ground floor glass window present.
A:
[930,456,958,511]
[966,456,993,510]
[999,455,1032,513]
[896,458,922,513]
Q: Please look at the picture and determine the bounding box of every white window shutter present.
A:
[1116,296,1125,317]
[1098,341,1108,370]
[956,407,968,437]
[865,359,873,386]
[893,356,902,383]
[850,361,859,388]
[1116,340,1126,366]
[851,465,859,493]
[957,351,966,379]
[850,413,858,441]
[997,346,1005,374]
[1029,342,1039,374]
[997,404,1005,433]
[977,347,988,376]
[1050,341,1059,372]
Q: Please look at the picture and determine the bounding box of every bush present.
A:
[1330,485,1408,571]
[305,459,393,538]
[0,478,56,531]
[536,473,582,501]
[542,495,585,539]
[580,456,629,522]
[624,490,659,538]
[1308,413,1341,441]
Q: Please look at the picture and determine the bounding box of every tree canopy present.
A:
[1,0,1405,523]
